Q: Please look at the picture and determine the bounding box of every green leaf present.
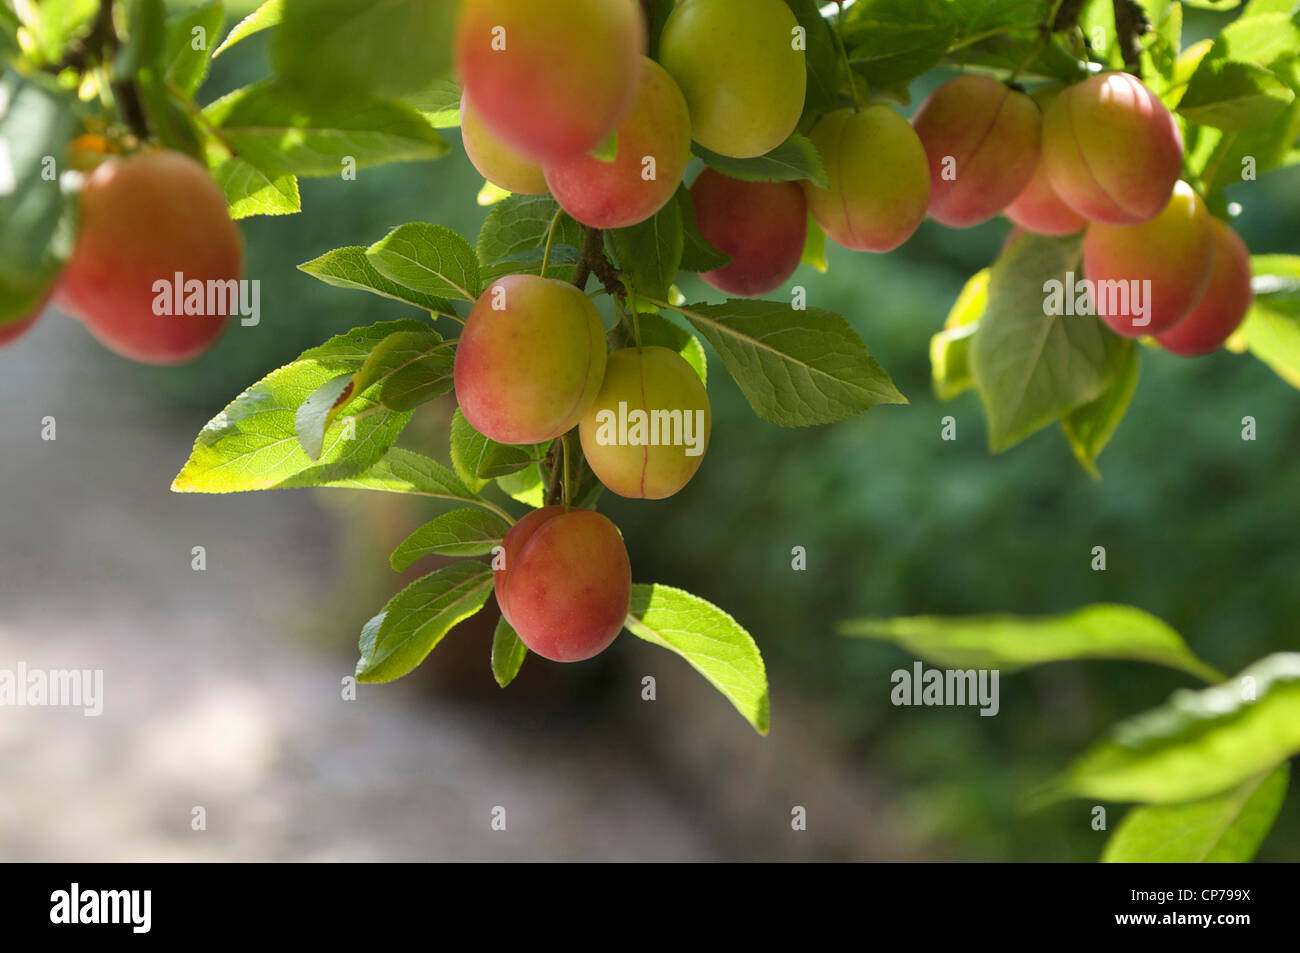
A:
[1102,763,1289,862]
[298,245,453,313]
[273,0,455,102]
[357,562,494,683]
[294,371,353,460]
[625,584,770,736]
[0,71,77,328]
[449,409,550,491]
[202,80,448,178]
[24,0,98,64]
[212,157,301,219]
[590,129,618,162]
[676,186,730,273]
[1062,339,1140,479]
[970,233,1130,453]
[608,312,707,385]
[1208,10,1300,67]
[391,509,511,569]
[692,135,829,188]
[606,199,682,302]
[944,34,1090,85]
[786,0,842,119]
[670,300,907,427]
[348,328,454,413]
[298,319,431,363]
[801,214,827,273]
[930,268,989,402]
[317,447,481,503]
[164,0,223,97]
[403,78,460,128]
[1241,255,1300,388]
[844,21,957,94]
[1178,60,1294,131]
[1046,653,1300,804]
[365,223,481,302]
[495,465,546,508]
[839,604,1224,683]
[477,194,584,264]
[492,616,528,688]
[171,323,425,493]
[114,0,166,82]
[213,0,282,58]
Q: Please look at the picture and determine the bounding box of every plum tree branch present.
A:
[571,226,623,298]
[1113,0,1151,75]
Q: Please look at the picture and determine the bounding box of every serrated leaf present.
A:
[1062,339,1139,479]
[1102,763,1288,862]
[970,233,1130,453]
[492,616,528,688]
[692,135,829,187]
[203,80,448,178]
[171,331,415,493]
[298,319,432,364]
[1178,59,1294,131]
[318,447,481,503]
[365,222,481,301]
[298,246,453,313]
[391,508,511,569]
[625,584,770,735]
[356,562,494,683]
[213,0,282,58]
[606,199,682,302]
[1045,653,1300,804]
[477,194,585,263]
[840,605,1223,683]
[164,0,223,97]
[348,329,454,412]
[212,157,300,219]
[671,300,906,427]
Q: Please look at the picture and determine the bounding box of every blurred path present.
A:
[0,311,904,861]
[0,312,717,861]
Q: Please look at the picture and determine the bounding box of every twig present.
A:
[1113,0,1151,75]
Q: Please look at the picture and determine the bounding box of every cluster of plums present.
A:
[910,71,1254,355]
[2,145,242,363]
[458,1,1252,355]
[453,272,712,662]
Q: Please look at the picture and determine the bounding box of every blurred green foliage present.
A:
[135,1,1297,861]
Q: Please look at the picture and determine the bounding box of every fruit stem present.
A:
[831,4,862,112]
[561,432,574,510]
[540,207,563,279]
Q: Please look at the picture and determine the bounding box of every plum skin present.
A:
[55,150,241,365]
[495,506,632,663]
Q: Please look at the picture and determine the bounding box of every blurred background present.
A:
[1,1,1297,861]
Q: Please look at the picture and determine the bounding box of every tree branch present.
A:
[1113,0,1151,75]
